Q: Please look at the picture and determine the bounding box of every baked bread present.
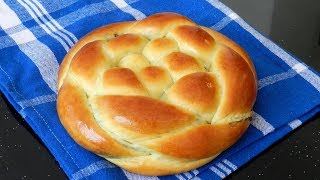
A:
[57,12,257,176]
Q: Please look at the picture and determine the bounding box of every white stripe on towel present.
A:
[288,119,302,129]
[192,169,199,176]
[251,112,275,135]
[292,63,308,73]
[0,0,139,49]
[216,162,232,175]
[25,0,77,44]
[0,1,59,93]
[209,166,226,178]
[258,63,308,90]
[71,160,116,180]
[258,69,296,90]
[110,0,146,20]
[30,0,78,42]
[17,0,74,51]
[175,174,186,180]
[183,172,193,179]
[122,169,160,180]
[211,12,239,31]
[222,159,237,171]
[18,94,56,108]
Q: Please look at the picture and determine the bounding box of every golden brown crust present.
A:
[202,26,257,80]
[131,12,195,38]
[93,95,195,135]
[118,54,150,73]
[105,34,148,61]
[212,45,257,120]
[167,25,216,68]
[57,78,140,157]
[146,120,250,159]
[138,66,172,98]
[164,52,203,72]
[167,72,220,114]
[57,12,257,176]
[170,25,215,51]
[143,38,179,63]
[69,40,110,90]
[101,68,148,96]
[58,22,135,88]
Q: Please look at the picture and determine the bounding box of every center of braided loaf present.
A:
[57,13,257,173]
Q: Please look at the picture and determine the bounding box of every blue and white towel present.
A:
[0,0,319,179]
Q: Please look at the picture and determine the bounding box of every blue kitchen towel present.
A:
[0,0,319,179]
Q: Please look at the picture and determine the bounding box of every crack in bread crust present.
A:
[57,12,257,176]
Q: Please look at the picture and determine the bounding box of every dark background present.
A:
[0,0,319,179]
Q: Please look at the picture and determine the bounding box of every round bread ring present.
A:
[57,12,257,176]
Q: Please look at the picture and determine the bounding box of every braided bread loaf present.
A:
[57,13,257,176]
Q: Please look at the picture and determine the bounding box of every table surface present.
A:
[0,0,319,179]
